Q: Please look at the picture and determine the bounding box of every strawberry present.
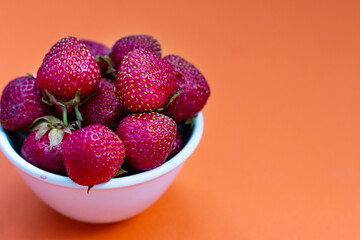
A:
[110,35,161,69]
[37,36,101,101]
[80,39,111,75]
[0,76,52,131]
[80,39,109,59]
[62,124,125,186]
[161,55,210,123]
[167,129,184,160]
[79,78,126,128]
[115,49,176,112]
[21,130,69,175]
[20,116,74,174]
[116,112,177,171]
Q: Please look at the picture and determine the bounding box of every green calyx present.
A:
[42,89,84,126]
[96,55,117,80]
[115,167,128,177]
[184,115,196,127]
[155,88,182,112]
[30,115,77,150]
[26,73,35,79]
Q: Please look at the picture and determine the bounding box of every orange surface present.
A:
[1,0,360,239]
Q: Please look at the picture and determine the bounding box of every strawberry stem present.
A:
[61,89,83,123]
[57,103,68,126]
[42,88,84,125]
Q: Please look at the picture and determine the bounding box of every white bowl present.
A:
[0,113,203,223]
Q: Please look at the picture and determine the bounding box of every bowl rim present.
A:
[0,113,203,190]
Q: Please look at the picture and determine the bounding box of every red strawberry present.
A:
[115,49,176,112]
[111,35,161,69]
[62,124,125,186]
[0,76,52,131]
[167,129,184,160]
[79,78,126,128]
[21,115,76,174]
[80,39,110,75]
[161,55,210,122]
[116,112,177,171]
[37,36,101,101]
[21,130,69,175]
[80,39,109,58]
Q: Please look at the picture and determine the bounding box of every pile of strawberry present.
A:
[0,35,210,188]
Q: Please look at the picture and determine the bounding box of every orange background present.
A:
[1,0,360,239]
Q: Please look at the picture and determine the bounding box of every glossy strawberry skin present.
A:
[21,131,68,175]
[0,76,52,131]
[37,36,101,101]
[115,49,176,112]
[62,124,125,186]
[80,39,110,73]
[79,78,126,128]
[111,35,161,69]
[167,129,184,160]
[161,55,210,123]
[116,112,177,171]
[80,39,109,57]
